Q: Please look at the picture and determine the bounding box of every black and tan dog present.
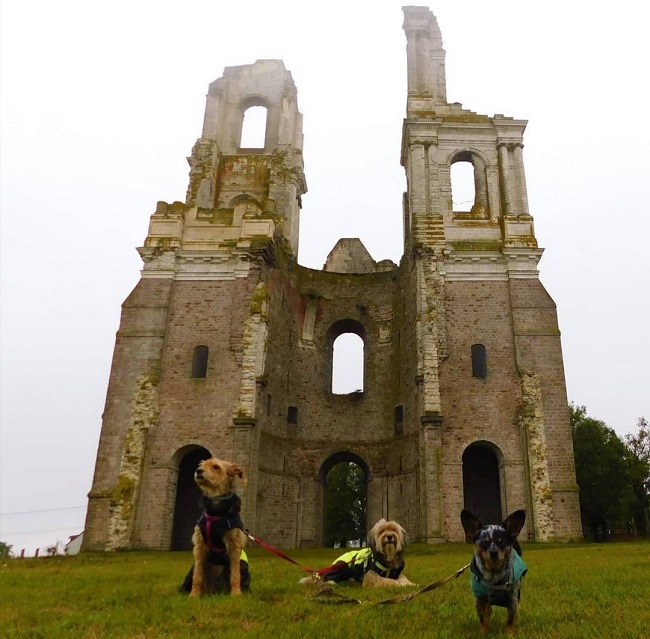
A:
[300,519,415,587]
[180,457,250,596]
[461,509,527,633]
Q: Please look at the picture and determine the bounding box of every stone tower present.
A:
[83,7,581,551]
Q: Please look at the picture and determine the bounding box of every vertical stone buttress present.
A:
[402,7,580,540]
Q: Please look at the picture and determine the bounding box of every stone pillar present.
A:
[427,144,440,213]
[420,414,444,541]
[473,157,489,212]
[410,144,428,217]
[232,419,256,527]
[498,143,513,217]
[513,144,530,216]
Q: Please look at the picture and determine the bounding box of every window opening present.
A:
[471,343,487,379]
[394,405,404,435]
[451,160,475,212]
[332,333,364,394]
[191,345,209,378]
[240,105,267,148]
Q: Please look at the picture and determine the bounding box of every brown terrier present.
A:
[189,457,249,597]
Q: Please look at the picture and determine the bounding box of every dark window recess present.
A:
[471,343,487,379]
[266,394,272,416]
[191,345,209,378]
[287,406,298,424]
[394,405,404,435]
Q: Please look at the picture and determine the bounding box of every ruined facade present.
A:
[83,7,582,551]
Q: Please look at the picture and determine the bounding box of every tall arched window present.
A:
[471,343,487,379]
[332,333,364,394]
[450,151,489,217]
[191,345,209,378]
[240,105,267,148]
[450,160,475,212]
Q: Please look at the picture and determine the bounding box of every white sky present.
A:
[1,0,648,555]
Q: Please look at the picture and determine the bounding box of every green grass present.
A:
[1,541,648,638]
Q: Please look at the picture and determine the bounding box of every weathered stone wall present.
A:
[132,272,264,549]
[84,278,171,551]
[439,279,528,540]
[253,260,422,545]
[509,278,582,538]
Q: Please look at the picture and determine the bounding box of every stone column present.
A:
[473,157,489,212]
[420,414,444,541]
[513,144,530,216]
[427,144,440,213]
[497,143,513,217]
[410,144,428,217]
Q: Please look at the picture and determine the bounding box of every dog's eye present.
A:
[212,464,220,471]
[492,531,510,549]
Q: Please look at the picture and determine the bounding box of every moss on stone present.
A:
[449,241,503,252]
[250,283,269,314]
[111,474,136,506]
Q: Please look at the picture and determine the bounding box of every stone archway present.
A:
[170,447,211,550]
[319,452,369,547]
[462,443,503,525]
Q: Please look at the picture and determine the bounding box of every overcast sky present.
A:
[1,0,648,555]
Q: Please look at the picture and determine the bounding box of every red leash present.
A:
[245,530,340,576]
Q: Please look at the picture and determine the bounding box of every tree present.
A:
[570,404,631,540]
[0,541,13,558]
[323,462,367,548]
[44,540,64,557]
[624,417,650,537]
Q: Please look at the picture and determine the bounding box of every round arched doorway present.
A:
[319,452,369,547]
[462,442,503,524]
[170,446,211,550]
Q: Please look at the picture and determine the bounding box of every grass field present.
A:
[1,541,648,638]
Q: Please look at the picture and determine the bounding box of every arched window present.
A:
[471,343,487,379]
[240,105,267,148]
[394,405,404,435]
[287,405,298,437]
[450,160,475,212]
[450,151,489,217]
[191,345,209,378]
[332,333,364,394]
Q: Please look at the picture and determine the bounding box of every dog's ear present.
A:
[503,510,526,538]
[461,510,482,543]
[367,519,385,549]
[228,464,245,480]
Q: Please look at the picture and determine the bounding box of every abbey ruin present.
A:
[83,6,582,551]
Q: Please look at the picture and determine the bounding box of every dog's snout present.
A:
[195,468,204,477]
[386,534,395,543]
[489,549,500,561]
